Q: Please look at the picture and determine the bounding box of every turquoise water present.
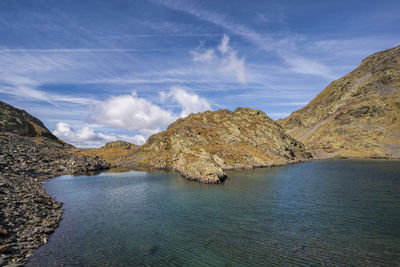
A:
[27,160,400,266]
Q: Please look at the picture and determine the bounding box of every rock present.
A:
[278,44,400,159]
[127,108,312,182]
[3,264,24,267]
[0,244,12,253]
[0,225,8,235]
[0,101,111,266]
[0,100,67,145]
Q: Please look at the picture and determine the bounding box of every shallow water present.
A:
[27,160,400,266]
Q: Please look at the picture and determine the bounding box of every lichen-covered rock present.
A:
[75,141,139,167]
[278,45,400,159]
[128,108,312,183]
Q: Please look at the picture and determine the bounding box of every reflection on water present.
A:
[27,160,400,266]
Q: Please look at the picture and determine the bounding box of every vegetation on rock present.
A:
[0,100,68,146]
[127,108,312,183]
[75,141,139,166]
[278,45,400,159]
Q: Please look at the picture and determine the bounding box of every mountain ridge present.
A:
[0,100,68,146]
[278,44,400,159]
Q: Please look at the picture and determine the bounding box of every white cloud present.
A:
[190,34,247,84]
[190,49,216,63]
[161,86,211,117]
[90,92,176,136]
[154,0,336,79]
[53,122,146,147]
[218,34,230,54]
[0,51,101,105]
[281,55,336,80]
[223,50,246,84]
[91,88,211,138]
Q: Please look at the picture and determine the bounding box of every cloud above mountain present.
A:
[190,34,247,84]
[88,87,211,142]
[53,122,146,147]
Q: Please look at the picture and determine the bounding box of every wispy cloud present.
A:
[280,54,336,80]
[190,34,247,84]
[97,33,223,39]
[151,0,337,80]
[2,48,185,53]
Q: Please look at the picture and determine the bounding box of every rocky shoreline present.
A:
[0,133,109,266]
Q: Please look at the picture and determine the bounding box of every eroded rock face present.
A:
[0,101,66,145]
[278,45,400,159]
[129,108,312,183]
[0,101,110,266]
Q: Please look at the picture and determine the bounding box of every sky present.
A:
[0,0,399,147]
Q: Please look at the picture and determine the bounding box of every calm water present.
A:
[27,160,400,266]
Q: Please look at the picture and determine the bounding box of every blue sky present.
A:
[0,0,399,147]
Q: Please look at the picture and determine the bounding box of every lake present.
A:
[27,160,400,266]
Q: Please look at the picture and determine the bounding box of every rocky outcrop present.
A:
[278,45,400,159]
[128,108,312,183]
[75,141,139,167]
[0,101,67,146]
[0,102,110,266]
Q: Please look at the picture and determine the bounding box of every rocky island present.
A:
[126,108,312,183]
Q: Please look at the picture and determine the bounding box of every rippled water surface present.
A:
[27,160,400,266]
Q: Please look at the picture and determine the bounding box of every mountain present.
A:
[0,100,110,265]
[278,45,400,159]
[0,100,67,146]
[76,141,139,166]
[128,108,312,183]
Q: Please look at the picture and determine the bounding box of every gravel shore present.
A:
[0,133,109,266]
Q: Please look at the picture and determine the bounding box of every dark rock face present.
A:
[0,101,65,145]
[0,132,110,266]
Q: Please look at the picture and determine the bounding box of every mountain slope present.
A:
[0,100,110,265]
[0,100,67,146]
[128,108,312,183]
[278,45,400,158]
[76,141,139,166]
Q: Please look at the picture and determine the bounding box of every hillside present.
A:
[0,100,68,146]
[0,101,110,266]
[278,45,400,159]
[76,141,139,166]
[128,108,312,183]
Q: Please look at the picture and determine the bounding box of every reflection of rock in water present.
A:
[140,244,159,255]
[292,245,305,253]
[149,245,159,255]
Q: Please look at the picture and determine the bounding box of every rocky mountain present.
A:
[128,108,312,183]
[0,100,67,146]
[0,101,110,266]
[76,141,139,167]
[278,45,400,159]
